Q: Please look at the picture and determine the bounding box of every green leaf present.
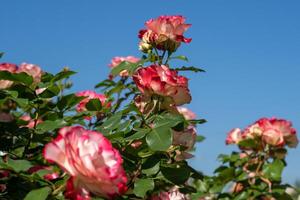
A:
[95,79,116,89]
[146,127,172,151]
[170,55,189,62]
[142,163,160,176]
[4,90,18,98]
[7,158,32,172]
[13,98,29,108]
[138,149,154,158]
[101,112,122,131]
[0,71,33,85]
[234,191,249,200]
[154,113,185,128]
[216,167,235,183]
[190,119,207,125]
[196,135,205,142]
[86,98,102,111]
[238,139,258,149]
[111,61,136,76]
[133,179,154,198]
[24,187,51,200]
[57,93,84,110]
[110,59,147,76]
[174,66,205,73]
[36,119,66,132]
[262,159,285,181]
[126,128,150,140]
[38,85,60,98]
[161,163,190,184]
[51,70,76,82]
[41,72,54,82]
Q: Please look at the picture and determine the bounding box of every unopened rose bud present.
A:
[248,172,256,178]
[130,140,142,149]
[63,67,70,72]
[139,41,152,53]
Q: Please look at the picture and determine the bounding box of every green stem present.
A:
[164,51,173,65]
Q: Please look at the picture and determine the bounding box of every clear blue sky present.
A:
[1,1,300,183]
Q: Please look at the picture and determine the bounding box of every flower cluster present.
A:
[226,118,298,152]
[43,126,127,199]
[138,15,191,52]
[0,62,42,89]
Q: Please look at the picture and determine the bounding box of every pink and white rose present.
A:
[145,15,192,43]
[133,65,191,106]
[226,128,242,145]
[139,15,191,52]
[43,126,127,199]
[177,107,196,120]
[17,63,42,83]
[257,118,297,147]
[0,63,18,89]
[173,126,197,151]
[109,56,140,68]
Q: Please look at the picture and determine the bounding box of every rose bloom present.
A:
[177,107,196,120]
[20,115,43,129]
[257,118,298,147]
[173,126,197,151]
[139,15,191,52]
[226,128,242,145]
[17,63,42,83]
[133,65,191,106]
[0,63,18,89]
[76,90,110,119]
[43,126,127,199]
[108,56,140,77]
[109,56,140,68]
[151,187,188,200]
[145,15,191,43]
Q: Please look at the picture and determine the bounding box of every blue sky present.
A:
[1,1,300,183]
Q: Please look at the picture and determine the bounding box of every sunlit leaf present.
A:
[24,187,51,200]
[133,179,154,198]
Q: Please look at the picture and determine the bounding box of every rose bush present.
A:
[0,15,298,200]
